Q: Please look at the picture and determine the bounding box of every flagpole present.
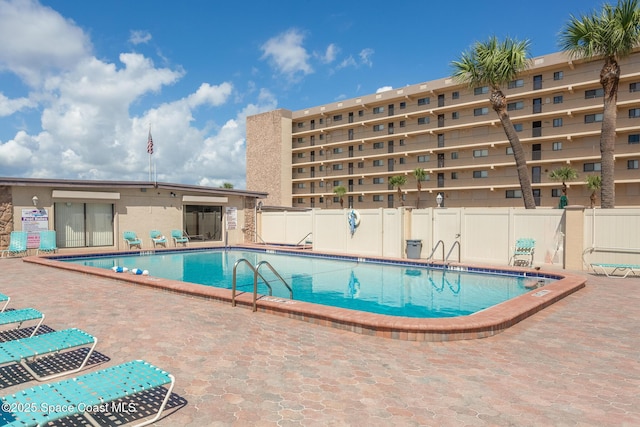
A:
[147,126,154,182]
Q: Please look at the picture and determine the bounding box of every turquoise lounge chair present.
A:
[150,230,167,248]
[1,231,28,258]
[0,308,44,338]
[509,238,536,267]
[36,230,58,255]
[171,229,189,247]
[0,293,9,312]
[0,360,175,427]
[0,328,97,381]
[123,231,142,249]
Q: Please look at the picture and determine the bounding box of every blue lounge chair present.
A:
[150,230,167,248]
[509,238,536,267]
[123,231,142,249]
[0,360,175,427]
[1,231,28,258]
[590,262,640,278]
[171,229,189,247]
[0,328,97,381]
[0,293,9,312]
[0,308,44,338]
[36,230,58,255]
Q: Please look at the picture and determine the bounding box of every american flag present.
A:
[147,130,154,155]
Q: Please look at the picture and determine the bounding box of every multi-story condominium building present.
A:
[246,50,640,209]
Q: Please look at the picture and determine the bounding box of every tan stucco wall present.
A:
[3,185,255,252]
[246,109,292,206]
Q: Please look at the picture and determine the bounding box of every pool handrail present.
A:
[231,258,293,312]
[427,240,445,262]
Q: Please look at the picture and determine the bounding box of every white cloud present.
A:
[359,48,374,67]
[261,29,312,80]
[129,30,152,45]
[0,0,92,86]
[0,0,279,189]
[318,43,339,64]
[376,86,393,93]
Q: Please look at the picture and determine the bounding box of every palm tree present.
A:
[587,175,602,208]
[220,182,234,189]
[388,175,407,207]
[413,168,427,208]
[333,185,347,208]
[451,36,536,209]
[560,0,640,208]
[549,166,579,195]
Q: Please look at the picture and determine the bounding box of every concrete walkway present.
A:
[0,258,638,426]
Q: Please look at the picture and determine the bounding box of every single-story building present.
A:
[0,178,267,253]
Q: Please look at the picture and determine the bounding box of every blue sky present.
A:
[0,0,608,188]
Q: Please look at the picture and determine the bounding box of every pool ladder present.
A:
[427,239,461,263]
[231,259,293,312]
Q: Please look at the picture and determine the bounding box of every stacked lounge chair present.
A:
[0,292,177,426]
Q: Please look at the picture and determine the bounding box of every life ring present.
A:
[348,209,361,235]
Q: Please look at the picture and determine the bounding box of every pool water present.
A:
[62,249,548,318]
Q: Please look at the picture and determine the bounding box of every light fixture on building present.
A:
[436,193,443,208]
[32,195,39,206]
[170,192,177,198]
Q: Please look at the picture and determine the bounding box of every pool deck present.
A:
[1,256,639,425]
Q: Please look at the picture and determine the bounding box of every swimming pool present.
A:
[60,248,552,318]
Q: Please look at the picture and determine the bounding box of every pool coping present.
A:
[24,246,586,341]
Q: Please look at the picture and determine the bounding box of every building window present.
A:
[296,137,304,144]
[319,118,324,124]
[452,91,459,99]
[508,79,524,89]
[451,172,458,179]
[332,164,343,170]
[297,168,305,173]
[296,183,305,188]
[585,88,604,99]
[319,181,324,187]
[54,202,115,248]
[297,122,304,128]
[583,162,601,172]
[554,71,563,80]
[473,149,489,157]
[373,160,383,166]
[553,141,563,151]
[399,120,406,127]
[533,75,542,90]
[333,114,342,121]
[630,83,640,92]
[553,118,563,127]
[357,195,364,202]
[473,170,488,178]
[373,195,384,202]
[297,153,305,158]
[357,162,364,168]
[451,152,458,159]
[358,110,364,117]
[399,102,406,109]
[399,158,406,164]
[628,160,639,169]
[514,123,523,132]
[373,177,384,184]
[551,188,562,197]
[506,147,514,155]
[629,108,640,118]
[507,101,524,111]
[296,198,304,204]
[417,155,430,163]
[452,111,459,119]
[417,97,430,106]
[332,180,342,186]
[474,107,489,116]
[553,95,563,104]
[399,139,405,146]
[373,124,385,131]
[474,86,489,95]
[629,134,640,144]
[373,106,384,114]
[373,142,384,149]
[437,133,445,147]
[418,117,430,125]
[332,147,343,154]
[585,113,604,123]
[506,190,523,198]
